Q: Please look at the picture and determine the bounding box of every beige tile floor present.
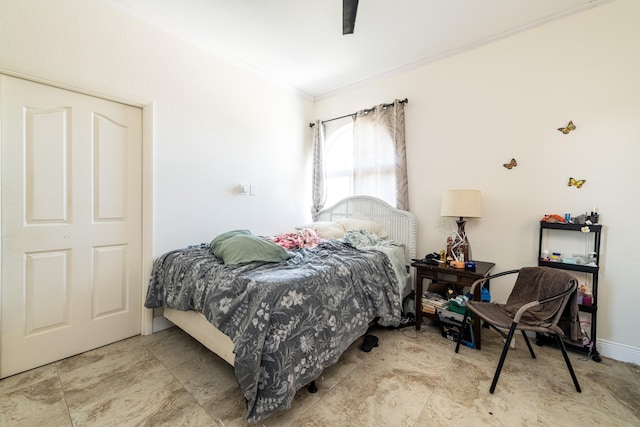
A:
[1,323,639,426]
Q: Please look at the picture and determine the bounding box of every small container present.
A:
[451,261,465,269]
[583,293,593,306]
[572,254,585,264]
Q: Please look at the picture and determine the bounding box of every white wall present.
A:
[0,0,314,257]
[315,0,640,364]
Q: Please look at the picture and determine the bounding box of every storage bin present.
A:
[438,310,474,348]
[448,300,473,317]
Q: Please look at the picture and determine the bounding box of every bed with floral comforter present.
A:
[145,238,402,423]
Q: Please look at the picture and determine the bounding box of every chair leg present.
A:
[455,309,470,353]
[521,330,536,359]
[554,335,582,393]
[490,322,517,394]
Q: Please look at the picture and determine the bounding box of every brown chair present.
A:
[455,267,581,394]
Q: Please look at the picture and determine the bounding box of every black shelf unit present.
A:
[537,221,602,362]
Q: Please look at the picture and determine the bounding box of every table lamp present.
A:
[440,189,483,262]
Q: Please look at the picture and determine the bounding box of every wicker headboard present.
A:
[315,196,417,265]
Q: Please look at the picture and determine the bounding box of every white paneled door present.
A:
[0,75,142,378]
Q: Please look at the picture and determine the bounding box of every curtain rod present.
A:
[309,98,408,128]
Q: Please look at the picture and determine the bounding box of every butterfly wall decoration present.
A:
[503,158,517,169]
[558,120,576,134]
[568,177,586,188]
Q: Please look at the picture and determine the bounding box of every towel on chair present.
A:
[558,290,581,342]
[504,267,578,339]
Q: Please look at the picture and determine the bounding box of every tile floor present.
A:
[1,323,639,426]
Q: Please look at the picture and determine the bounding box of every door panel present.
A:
[94,113,127,221]
[25,250,70,335]
[92,244,128,319]
[1,75,142,378]
[25,107,71,223]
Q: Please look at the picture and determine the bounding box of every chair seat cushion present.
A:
[466,301,564,336]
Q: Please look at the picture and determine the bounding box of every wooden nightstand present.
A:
[411,260,495,350]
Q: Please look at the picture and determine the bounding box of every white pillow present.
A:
[296,221,346,240]
[336,218,389,239]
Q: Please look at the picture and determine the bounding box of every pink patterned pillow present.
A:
[269,228,322,250]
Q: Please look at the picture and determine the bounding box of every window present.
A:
[324,120,354,208]
[323,118,397,208]
[312,100,408,214]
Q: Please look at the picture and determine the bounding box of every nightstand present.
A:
[411,260,495,350]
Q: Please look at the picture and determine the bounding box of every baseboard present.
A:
[528,331,639,366]
[152,315,174,333]
[597,339,640,366]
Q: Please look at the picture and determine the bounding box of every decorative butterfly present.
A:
[558,120,576,134]
[503,158,517,169]
[568,177,586,188]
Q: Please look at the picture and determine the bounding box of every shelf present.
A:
[538,259,599,274]
[538,220,602,362]
[540,222,602,232]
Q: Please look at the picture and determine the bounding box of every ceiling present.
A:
[103,0,608,99]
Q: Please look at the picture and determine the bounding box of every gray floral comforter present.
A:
[145,240,401,423]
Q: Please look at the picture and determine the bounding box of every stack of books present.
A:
[422,292,449,314]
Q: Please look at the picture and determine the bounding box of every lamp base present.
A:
[447,240,470,262]
[446,217,471,262]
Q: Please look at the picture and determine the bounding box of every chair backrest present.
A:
[505,267,577,324]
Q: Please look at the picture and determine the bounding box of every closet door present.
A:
[0,75,142,378]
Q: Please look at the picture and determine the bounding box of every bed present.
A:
[145,196,417,422]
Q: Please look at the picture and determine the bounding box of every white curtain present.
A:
[353,99,409,210]
[311,120,326,219]
[311,99,409,216]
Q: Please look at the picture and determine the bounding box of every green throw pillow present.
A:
[210,229,251,254]
[212,232,290,265]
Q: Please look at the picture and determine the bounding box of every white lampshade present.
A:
[440,190,483,218]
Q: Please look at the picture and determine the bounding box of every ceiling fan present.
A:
[343,0,359,35]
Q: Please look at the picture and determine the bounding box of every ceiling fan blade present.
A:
[343,0,359,35]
